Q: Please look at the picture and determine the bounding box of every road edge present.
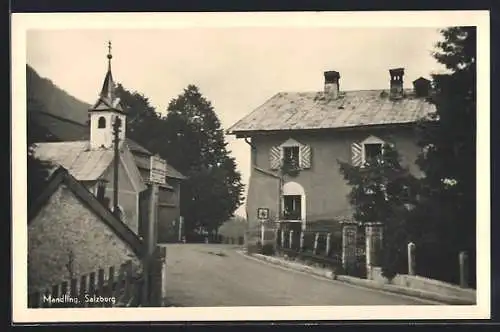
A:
[236,250,475,306]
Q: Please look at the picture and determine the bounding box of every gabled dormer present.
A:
[89,41,126,150]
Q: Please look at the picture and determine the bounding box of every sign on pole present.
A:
[257,208,270,243]
[257,208,269,220]
[149,154,167,185]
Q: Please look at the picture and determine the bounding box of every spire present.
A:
[91,41,124,113]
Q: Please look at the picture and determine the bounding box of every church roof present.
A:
[33,141,115,181]
[34,139,186,183]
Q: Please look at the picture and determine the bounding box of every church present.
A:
[32,43,185,243]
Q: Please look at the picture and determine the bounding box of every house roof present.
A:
[28,166,146,259]
[227,89,436,136]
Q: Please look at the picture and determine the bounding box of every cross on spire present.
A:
[107,41,113,71]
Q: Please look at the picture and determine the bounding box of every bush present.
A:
[246,241,262,255]
[261,243,275,256]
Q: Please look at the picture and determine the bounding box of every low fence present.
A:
[28,260,142,308]
[218,235,245,245]
[28,246,167,308]
[186,233,245,245]
[275,230,344,273]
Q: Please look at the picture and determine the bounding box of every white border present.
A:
[12,11,490,322]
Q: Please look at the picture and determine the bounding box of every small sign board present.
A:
[257,207,269,220]
[149,154,167,185]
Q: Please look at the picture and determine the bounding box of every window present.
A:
[364,143,383,164]
[283,195,301,220]
[114,117,122,128]
[270,138,311,171]
[98,116,106,128]
[283,146,300,169]
[359,135,386,166]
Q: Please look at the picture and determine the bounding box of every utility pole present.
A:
[178,216,184,242]
[112,116,121,218]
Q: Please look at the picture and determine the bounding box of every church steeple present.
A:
[91,41,124,113]
[89,41,127,150]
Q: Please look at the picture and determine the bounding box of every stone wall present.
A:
[28,184,142,294]
[369,266,476,303]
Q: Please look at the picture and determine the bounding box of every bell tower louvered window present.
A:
[98,116,106,128]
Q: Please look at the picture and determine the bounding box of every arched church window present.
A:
[98,116,106,128]
[115,117,122,128]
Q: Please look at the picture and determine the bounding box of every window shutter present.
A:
[351,142,363,166]
[269,146,281,170]
[300,144,312,169]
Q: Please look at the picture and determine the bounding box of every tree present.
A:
[27,96,53,211]
[338,144,418,280]
[116,84,245,235]
[114,84,162,152]
[410,27,476,286]
[161,85,245,234]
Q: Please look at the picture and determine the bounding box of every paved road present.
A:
[162,244,439,307]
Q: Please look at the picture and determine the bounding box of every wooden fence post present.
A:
[51,284,60,307]
[108,266,115,298]
[313,232,320,255]
[97,269,105,298]
[116,263,127,306]
[299,231,305,252]
[89,272,96,297]
[408,242,416,276]
[102,266,113,307]
[80,274,88,307]
[61,281,68,297]
[123,261,133,304]
[70,278,77,299]
[289,230,294,249]
[326,233,332,257]
[459,251,469,288]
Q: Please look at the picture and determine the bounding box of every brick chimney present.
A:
[389,68,404,100]
[324,71,340,99]
[412,77,431,97]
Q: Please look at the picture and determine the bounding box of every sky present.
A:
[26,26,447,217]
